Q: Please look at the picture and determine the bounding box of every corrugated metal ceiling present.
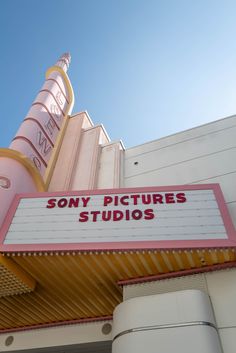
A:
[0,248,235,331]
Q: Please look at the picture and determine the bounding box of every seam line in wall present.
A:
[126,123,236,159]
[112,321,217,342]
[125,146,236,178]
[218,325,236,330]
[186,170,236,185]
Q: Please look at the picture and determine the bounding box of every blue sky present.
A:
[1,0,236,148]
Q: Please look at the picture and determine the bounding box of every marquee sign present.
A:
[0,184,235,251]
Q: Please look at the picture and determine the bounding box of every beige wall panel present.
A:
[49,116,83,191]
[190,173,236,203]
[125,127,236,179]
[206,269,236,328]
[49,112,94,191]
[112,290,222,353]
[123,268,236,353]
[70,126,100,190]
[123,274,208,300]
[123,269,236,330]
[191,172,236,229]
[97,142,123,189]
[125,115,236,159]
[124,118,236,223]
[70,126,109,190]
[0,321,112,352]
[219,328,236,353]
[124,149,236,187]
[226,201,236,228]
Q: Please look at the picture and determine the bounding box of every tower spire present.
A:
[55,52,71,72]
[0,54,74,229]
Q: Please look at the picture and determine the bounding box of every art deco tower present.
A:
[0,53,74,228]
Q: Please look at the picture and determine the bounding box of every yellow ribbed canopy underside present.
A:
[0,248,235,331]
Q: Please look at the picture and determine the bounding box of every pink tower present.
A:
[0,53,74,228]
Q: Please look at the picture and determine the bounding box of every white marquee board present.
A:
[1,184,235,250]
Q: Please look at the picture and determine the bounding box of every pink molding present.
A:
[12,136,48,167]
[1,184,236,253]
[39,89,66,116]
[118,261,236,286]
[0,315,113,334]
[31,102,60,130]
[46,78,69,104]
[23,117,55,147]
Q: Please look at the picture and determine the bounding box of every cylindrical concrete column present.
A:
[112,290,222,353]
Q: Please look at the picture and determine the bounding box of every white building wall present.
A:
[124,115,236,228]
[112,290,222,353]
[2,115,236,353]
[123,268,236,353]
[0,321,112,352]
[122,116,236,352]
[97,141,124,189]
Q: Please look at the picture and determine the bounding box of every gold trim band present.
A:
[45,66,74,112]
[44,66,74,187]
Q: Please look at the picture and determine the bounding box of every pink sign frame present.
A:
[0,183,235,253]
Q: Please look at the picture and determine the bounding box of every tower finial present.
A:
[55,52,71,72]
